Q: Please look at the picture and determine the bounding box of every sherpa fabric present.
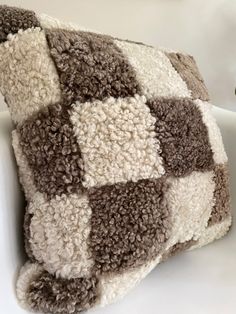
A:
[0,5,232,314]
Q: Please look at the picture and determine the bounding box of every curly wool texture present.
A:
[45,28,141,105]
[12,131,37,200]
[70,95,165,188]
[0,5,40,42]
[191,215,232,250]
[114,40,191,99]
[99,254,161,306]
[27,270,99,314]
[147,98,214,177]
[16,262,44,310]
[88,178,171,274]
[17,103,83,199]
[0,27,61,124]
[164,170,215,249]
[28,193,93,279]
[24,209,36,263]
[195,99,228,164]
[166,52,210,101]
[208,164,231,226]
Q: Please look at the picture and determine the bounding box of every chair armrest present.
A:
[0,111,27,313]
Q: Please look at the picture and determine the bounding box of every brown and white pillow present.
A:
[0,5,232,314]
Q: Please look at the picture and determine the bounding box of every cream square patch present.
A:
[114,40,191,99]
[165,170,215,249]
[70,95,165,187]
[0,28,61,123]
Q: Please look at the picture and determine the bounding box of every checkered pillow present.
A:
[0,5,232,314]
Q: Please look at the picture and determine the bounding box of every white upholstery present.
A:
[0,107,235,314]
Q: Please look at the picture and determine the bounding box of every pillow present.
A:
[0,5,232,314]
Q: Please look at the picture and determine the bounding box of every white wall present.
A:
[0,0,235,111]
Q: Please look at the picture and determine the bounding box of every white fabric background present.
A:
[0,0,235,112]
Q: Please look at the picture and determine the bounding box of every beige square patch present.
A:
[114,40,191,99]
[70,95,165,188]
[0,28,61,124]
[165,170,215,249]
[29,192,93,279]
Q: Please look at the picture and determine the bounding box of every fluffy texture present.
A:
[88,178,171,274]
[28,193,94,278]
[166,52,209,101]
[16,262,44,310]
[115,39,191,99]
[191,216,232,250]
[0,27,61,124]
[45,28,141,105]
[208,164,231,226]
[0,6,232,313]
[0,5,40,42]
[17,103,83,199]
[99,255,161,306]
[195,99,228,164]
[27,271,99,314]
[147,98,214,176]
[70,95,165,187]
[12,131,37,200]
[164,170,215,249]
[23,209,36,262]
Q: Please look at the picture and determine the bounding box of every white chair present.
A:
[0,107,235,314]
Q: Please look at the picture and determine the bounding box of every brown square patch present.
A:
[166,52,209,101]
[147,98,214,177]
[88,178,171,274]
[0,5,40,42]
[27,271,99,313]
[45,29,141,105]
[208,164,231,226]
[17,103,84,199]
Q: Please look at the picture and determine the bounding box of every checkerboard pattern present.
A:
[0,5,232,313]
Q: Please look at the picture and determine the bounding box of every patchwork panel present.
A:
[45,28,141,104]
[0,7,232,313]
[208,164,231,226]
[147,98,214,176]
[27,270,99,313]
[0,5,40,42]
[28,193,93,278]
[17,104,83,198]
[70,95,165,188]
[165,170,215,249]
[88,178,171,274]
[0,28,61,124]
[166,52,209,101]
[195,99,228,164]
[115,40,191,99]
